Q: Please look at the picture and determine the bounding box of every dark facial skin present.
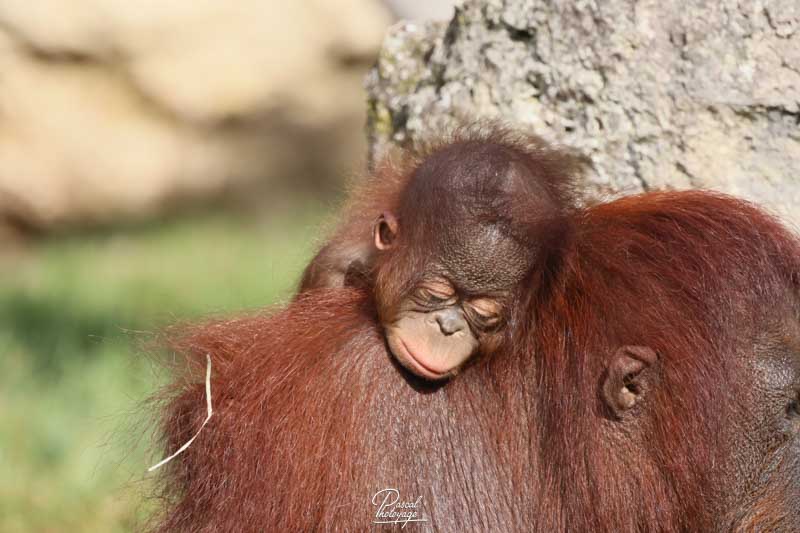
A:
[718,296,800,529]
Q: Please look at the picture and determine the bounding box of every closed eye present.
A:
[414,287,456,307]
[467,298,503,319]
[415,279,456,305]
[464,298,504,330]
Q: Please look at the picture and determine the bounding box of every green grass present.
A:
[0,204,331,532]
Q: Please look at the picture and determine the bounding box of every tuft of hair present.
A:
[407,119,591,211]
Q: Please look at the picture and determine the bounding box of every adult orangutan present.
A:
[152,127,800,532]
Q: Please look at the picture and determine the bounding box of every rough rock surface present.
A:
[0,0,390,229]
[367,0,800,228]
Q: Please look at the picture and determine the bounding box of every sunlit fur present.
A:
[152,135,800,531]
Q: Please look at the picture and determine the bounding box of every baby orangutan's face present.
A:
[383,278,506,380]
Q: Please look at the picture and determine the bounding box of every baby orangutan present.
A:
[300,125,583,379]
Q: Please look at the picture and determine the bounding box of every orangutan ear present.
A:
[603,345,659,418]
[374,212,398,251]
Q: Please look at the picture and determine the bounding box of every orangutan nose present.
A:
[434,308,466,335]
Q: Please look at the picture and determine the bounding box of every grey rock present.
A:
[382,0,458,21]
[367,0,800,228]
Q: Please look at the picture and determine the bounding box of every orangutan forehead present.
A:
[399,139,550,222]
[434,223,532,293]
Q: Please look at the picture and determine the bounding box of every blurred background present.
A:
[0,1,455,531]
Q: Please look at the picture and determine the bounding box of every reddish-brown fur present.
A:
[152,186,800,532]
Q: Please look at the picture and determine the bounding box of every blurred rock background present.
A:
[0,0,392,232]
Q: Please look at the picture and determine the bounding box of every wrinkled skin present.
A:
[719,298,800,530]
[382,279,497,380]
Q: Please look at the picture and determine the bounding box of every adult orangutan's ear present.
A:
[374,212,398,251]
[603,345,659,419]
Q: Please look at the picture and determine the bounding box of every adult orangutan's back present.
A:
[153,189,800,532]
